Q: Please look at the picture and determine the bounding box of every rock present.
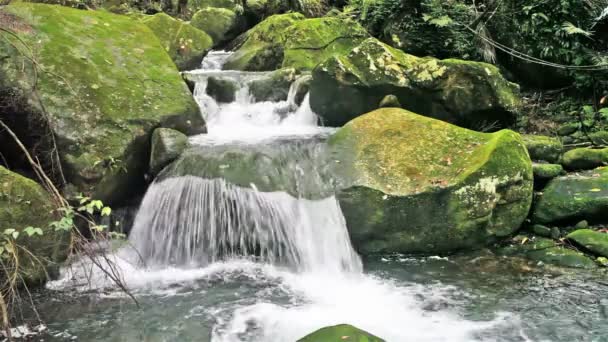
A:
[497,235,596,269]
[331,108,533,255]
[247,68,299,102]
[297,324,385,342]
[206,77,238,102]
[532,167,608,224]
[378,94,401,108]
[281,17,369,70]
[223,15,367,71]
[574,220,589,230]
[184,0,238,18]
[142,13,213,71]
[0,3,205,205]
[589,131,608,145]
[557,122,579,136]
[150,128,190,176]
[562,148,608,171]
[551,227,561,240]
[190,7,244,46]
[531,224,552,238]
[567,229,608,257]
[223,13,305,71]
[532,163,564,181]
[310,38,521,128]
[522,135,563,163]
[0,167,69,285]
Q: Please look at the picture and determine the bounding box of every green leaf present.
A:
[91,200,104,210]
[101,207,112,217]
[11,231,19,239]
[562,22,592,37]
[3,229,15,236]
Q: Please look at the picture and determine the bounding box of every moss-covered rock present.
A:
[331,108,533,255]
[522,135,563,163]
[190,7,243,46]
[247,67,299,102]
[532,167,608,224]
[142,13,212,71]
[223,15,366,71]
[378,94,401,108]
[0,167,69,285]
[223,12,305,71]
[310,38,521,129]
[496,235,596,269]
[297,324,385,342]
[206,76,238,102]
[150,128,190,176]
[532,163,564,181]
[567,229,608,258]
[281,17,369,71]
[0,3,206,205]
[562,148,608,171]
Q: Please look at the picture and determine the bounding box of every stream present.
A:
[25,52,608,342]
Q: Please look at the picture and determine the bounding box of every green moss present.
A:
[142,13,212,71]
[223,12,305,71]
[310,38,522,128]
[190,7,239,45]
[0,167,69,285]
[522,134,563,163]
[331,108,533,254]
[297,324,385,342]
[562,147,608,171]
[532,163,564,180]
[567,229,608,258]
[526,247,597,269]
[532,167,608,224]
[0,3,205,204]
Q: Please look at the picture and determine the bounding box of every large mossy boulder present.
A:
[190,7,243,46]
[561,147,608,171]
[0,3,205,205]
[310,38,521,129]
[330,108,533,255]
[567,229,608,258]
[142,13,213,71]
[223,15,367,71]
[297,324,385,342]
[0,167,69,285]
[532,167,608,225]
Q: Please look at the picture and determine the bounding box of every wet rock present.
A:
[522,135,563,163]
[142,13,213,71]
[331,108,533,255]
[532,167,608,225]
[379,94,401,108]
[567,229,608,258]
[297,324,385,342]
[531,224,552,238]
[497,235,597,269]
[0,3,205,205]
[562,148,608,171]
[0,166,69,286]
[310,38,521,128]
[247,68,299,102]
[150,128,190,176]
[206,77,238,103]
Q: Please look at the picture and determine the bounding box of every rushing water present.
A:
[28,52,608,342]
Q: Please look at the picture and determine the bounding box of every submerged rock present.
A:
[562,147,608,171]
[330,108,533,255]
[142,12,213,71]
[310,38,521,129]
[0,3,205,205]
[532,167,608,225]
[297,324,385,342]
[150,128,190,176]
[206,77,238,103]
[0,167,69,285]
[522,135,563,163]
[223,15,367,71]
[497,235,597,269]
[567,229,608,258]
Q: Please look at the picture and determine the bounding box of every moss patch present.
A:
[562,147,608,171]
[522,134,563,163]
[567,229,608,258]
[190,7,241,46]
[297,324,385,342]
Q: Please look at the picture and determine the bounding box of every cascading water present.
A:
[43,51,537,342]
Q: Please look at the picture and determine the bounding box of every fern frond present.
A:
[562,21,593,37]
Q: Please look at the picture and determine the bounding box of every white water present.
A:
[47,51,518,341]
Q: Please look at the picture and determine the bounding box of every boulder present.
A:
[0,3,206,205]
[567,229,608,258]
[223,15,367,71]
[562,147,608,171]
[142,13,213,71]
[150,128,190,176]
[532,163,564,181]
[522,135,563,163]
[532,167,608,224]
[206,77,238,103]
[190,7,244,46]
[223,12,305,71]
[310,38,521,128]
[378,94,401,108]
[330,108,533,255]
[297,324,385,342]
[497,235,596,269]
[184,0,238,18]
[0,166,69,285]
[247,67,299,102]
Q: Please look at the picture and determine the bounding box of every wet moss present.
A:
[562,147,608,171]
[297,324,385,342]
[567,229,608,258]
